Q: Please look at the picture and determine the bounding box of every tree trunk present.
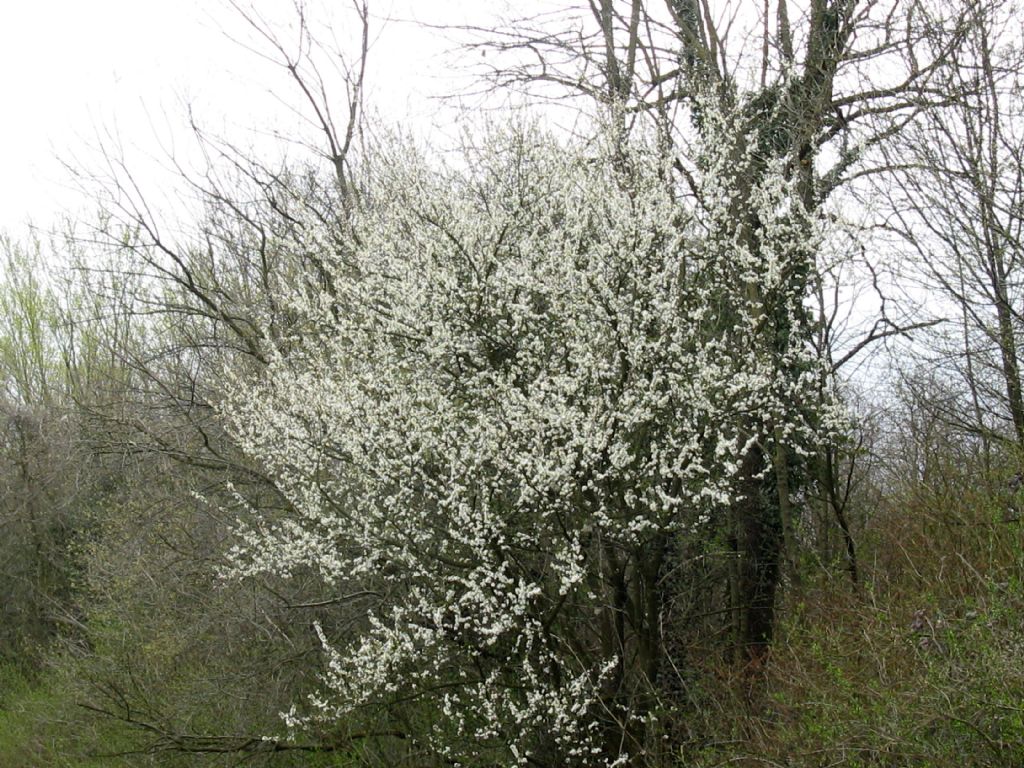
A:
[733,444,782,666]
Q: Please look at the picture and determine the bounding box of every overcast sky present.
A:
[0,0,535,234]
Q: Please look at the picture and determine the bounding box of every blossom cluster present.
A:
[219,122,832,764]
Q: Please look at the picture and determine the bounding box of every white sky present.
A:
[0,0,535,234]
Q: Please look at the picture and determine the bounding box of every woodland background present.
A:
[1,0,1023,765]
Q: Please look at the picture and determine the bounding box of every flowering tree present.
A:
[469,0,984,650]
[219,118,833,765]
[7,1,1001,764]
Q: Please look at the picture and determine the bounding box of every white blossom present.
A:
[217,121,836,765]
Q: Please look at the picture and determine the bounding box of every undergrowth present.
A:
[680,476,1024,767]
[2,477,1021,766]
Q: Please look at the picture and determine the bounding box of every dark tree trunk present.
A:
[733,444,783,665]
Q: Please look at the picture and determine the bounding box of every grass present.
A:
[0,662,117,768]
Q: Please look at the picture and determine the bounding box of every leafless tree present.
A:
[878,0,1024,460]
